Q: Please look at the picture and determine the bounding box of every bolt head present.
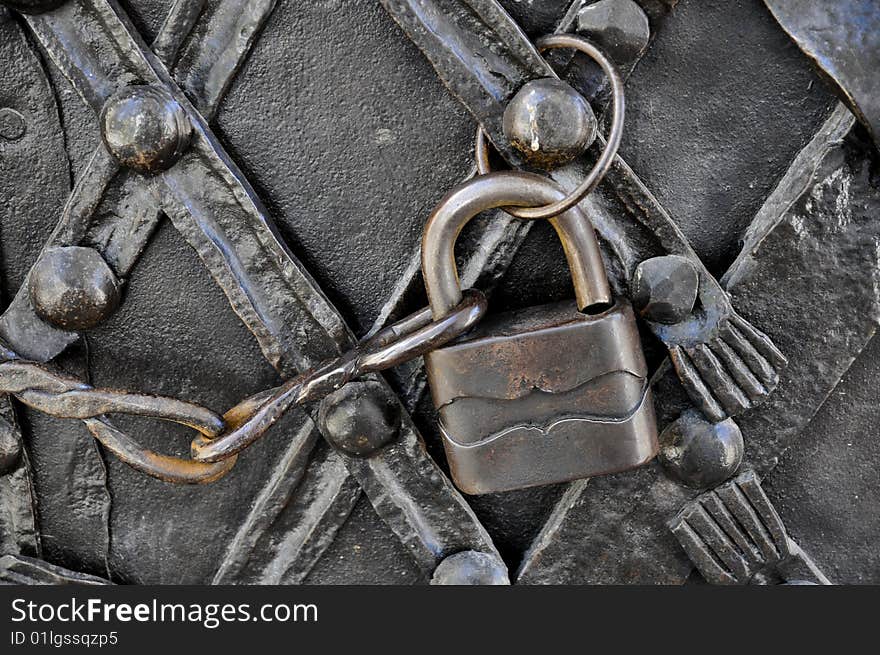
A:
[0,0,67,14]
[502,78,597,170]
[577,0,651,70]
[631,255,700,324]
[29,247,121,331]
[318,380,401,457]
[659,410,744,489]
[430,551,509,585]
[101,86,191,174]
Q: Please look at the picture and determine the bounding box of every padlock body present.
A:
[425,298,658,494]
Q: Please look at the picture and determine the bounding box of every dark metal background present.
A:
[0,0,877,584]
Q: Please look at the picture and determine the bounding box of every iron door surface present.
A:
[0,0,877,585]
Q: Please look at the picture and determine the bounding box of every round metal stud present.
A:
[0,417,21,475]
[100,85,191,174]
[474,33,625,220]
[318,380,402,457]
[659,409,744,490]
[502,77,598,170]
[0,0,67,14]
[631,255,700,324]
[0,108,26,142]
[577,0,651,69]
[29,246,121,331]
[430,551,510,585]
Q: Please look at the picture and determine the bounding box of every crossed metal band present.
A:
[0,0,800,584]
[0,0,505,582]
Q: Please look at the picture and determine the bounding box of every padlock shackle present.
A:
[422,171,612,318]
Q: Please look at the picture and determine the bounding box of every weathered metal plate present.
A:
[764,0,880,147]
[1,0,877,586]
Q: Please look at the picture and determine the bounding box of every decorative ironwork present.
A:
[0,0,504,583]
[0,0,876,586]
[764,0,880,148]
[669,470,831,585]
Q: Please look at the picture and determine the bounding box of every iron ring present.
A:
[474,33,625,219]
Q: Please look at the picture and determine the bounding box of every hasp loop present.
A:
[475,33,625,220]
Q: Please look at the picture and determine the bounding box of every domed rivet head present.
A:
[0,0,68,14]
[0,417,21,475]
[100,85,191,174]
[0,108,26,142]
[318,380,402,457]
[631,255,700,325]
[430,551,510,585]
[577,0,651,72]
[29,246,121,331]
[502,77,597,170]
[659,410,744,490]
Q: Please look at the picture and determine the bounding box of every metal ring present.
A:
[85,417,236,485]
[474,33,625,219]
[358,288,487,371]
[191,289,488,463]
[0,359,237,484]
[422,172,611,316]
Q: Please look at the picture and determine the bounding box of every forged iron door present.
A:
[0,0,877,585]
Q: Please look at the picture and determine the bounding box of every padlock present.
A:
[422,171,658,494]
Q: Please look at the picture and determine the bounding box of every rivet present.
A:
[0,108,26,142]
[430,551,510,585]
[502,78,597,170]
[100,85,191,174]
[631,255,700,325]
[318,380,401,457]
[659,410,744,489]
[29,246,121,331]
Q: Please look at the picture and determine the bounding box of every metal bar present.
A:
[0,554,109,585]
[0,0,276,362]
[152,0,208,67]
[15,0,503,579]
[518,102,879,583]
[211,417,326,584]
[378,0,554,166]
[171,0,278,119]
[158,136,348,375]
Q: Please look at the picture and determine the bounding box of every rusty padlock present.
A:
[422,171,658,494]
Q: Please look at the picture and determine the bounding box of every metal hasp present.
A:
[422,172,658,494]
[764,0,880,148]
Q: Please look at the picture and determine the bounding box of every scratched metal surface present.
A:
[3,0,878,584]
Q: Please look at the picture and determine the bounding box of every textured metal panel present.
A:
[764,0,880,147]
